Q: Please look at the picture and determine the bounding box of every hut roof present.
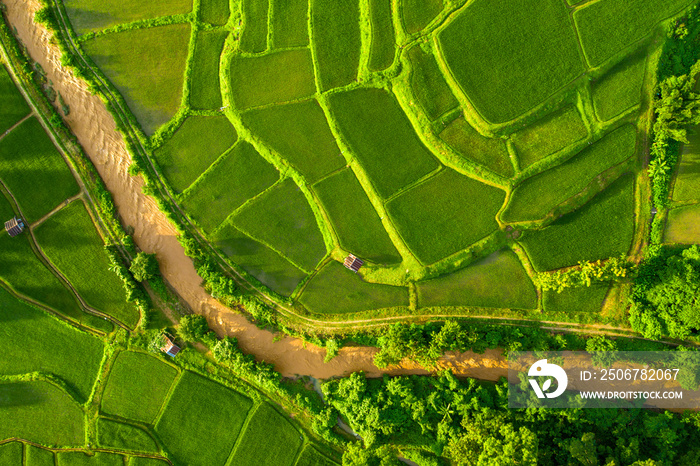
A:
[160,336,181,357]
[4,217,24,237]
[343,254,364,273]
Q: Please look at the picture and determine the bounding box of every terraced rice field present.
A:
[58,0,683,322]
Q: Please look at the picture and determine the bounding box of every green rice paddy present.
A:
[199,0,230,26]
[270,0,309,48]
[240,0,269,53]
[368,0,396,72]
[400,0,443,34]
[0,64,29,135]
[665,204,700,245]
[190,30,228,109]
[407,45,458,120]
[592,55,647,121]
[96,419,159,453]
[63,0,192,35]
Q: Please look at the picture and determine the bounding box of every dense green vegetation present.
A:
[592,54,647,121]
[400,0,442,34]
[407,44,458,120]
[199,0,229,26]
[0,64,29,134]
[367,0,395,72]
[189,30,228,109]
[97,418,159,453]
[240,0,269,53]
[35,201,140,328]
[270,0,309,48]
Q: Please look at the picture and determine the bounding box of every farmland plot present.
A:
[63,0,192,35]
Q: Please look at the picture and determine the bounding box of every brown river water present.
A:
[1,0,507,381]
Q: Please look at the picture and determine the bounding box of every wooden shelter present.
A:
[4,217,24,237]
[343,254,364,273]
[160,335,181,357]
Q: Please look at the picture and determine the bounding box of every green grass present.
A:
[295,446,339,466]
[25,444,56,466]
[328,88,440,198]
[519,173,635,271]
[502,124,637,223]
[229,49,317,110]
[0,381,85,446]
[416,249,537,309]
[665,204,700,245]
[574,0,694,67]
[200,0,230,25]
[241,99,345,183]
[128,458,169,466]
[368,0,396,71]
[212,222,308,296]
[0,64,30,135]
[386,169,505,265]
[96,419,159,453]
[100,351,178,424]
[181,141,279,232]
[56,452,122,465]
[155,371,253,466]
[299,261,408,314]
[400,0,443,34]
[0,442,22,465]
[271,0,309,48]
[439,0,583,123]
[154,116,237,193]
[439,116,513,178]
[232,178,327,272]
[407,45,458,120]
[0,117,79,222]
[229,403,303,466]
[34,201,140,328]
[190,30,228,109]
[512,105,588,169]
[82,24,191,135]
[313,168,401,264]
[240,0,269,53]
[311,0,361,91]
[0,286,104,401]
[543,283,610,314]
[63,0,192,35]
[592,55,646,121]
[672,127,700,202]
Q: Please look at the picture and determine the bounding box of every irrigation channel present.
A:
[2,0,651,383]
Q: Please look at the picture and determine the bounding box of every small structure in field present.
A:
[4,217,25,237]
[160,334,181,357]
[343,254,364,273]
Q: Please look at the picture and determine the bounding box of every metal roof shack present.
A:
[160,335,181,357]
[4,217,25,237]
[343,254,364,273]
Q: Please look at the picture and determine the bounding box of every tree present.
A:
[129,252,159,282]
[177,314,209,342]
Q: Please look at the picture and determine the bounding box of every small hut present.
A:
[4,217,25,237]
[160,335,181,357]
[343,254,364,273]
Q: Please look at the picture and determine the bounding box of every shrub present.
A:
[177,314,209,342]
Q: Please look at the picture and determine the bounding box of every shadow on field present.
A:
[0,382,43,408]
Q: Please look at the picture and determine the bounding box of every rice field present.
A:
[0,64,30,135]
[0,286,104,402]
[400,0,443,34]
[270,0,309,48]
[543,283,610,314]
[0,117,79,222]
[299,261,409,314]
[519,174,636,271]
[25,444,56,466]
[240,0,269,53]
[313,168,401,264]
[502,124,637,223]
[386,169,505,265]
[438,0,583,122]
[295,446,340,466]
[511,105,588,169]
[241,99,344,183]
[34,201,141,328]
[407,45,458,120]
[439,116,513,178]
[100,351,178,424]
[664,204,700,245]
[328,87,440,199]
[671,127,700,202]
[228,49,317,110]
[592,54,647,122]
[82,24,191,135]
[232,178,327,273]
[180,141,279,233]
[96,419,159,453]
[416,249,537,309]
[155,371,253,466]
[189,30,228,109]
[311,0,361,91]
[153,115,237,193]
[199,0,230,25]
[0,441,22,464]
[368,0,396,72]
[63,0,192,35]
